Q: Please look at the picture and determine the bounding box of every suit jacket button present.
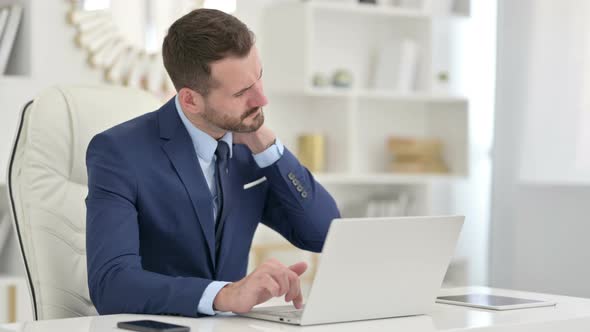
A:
[292,178,300,186]
[301,191,308,198]
[296,185,303,192]
[288,172,295,180]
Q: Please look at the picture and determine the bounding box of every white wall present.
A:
[517,1,590,184]
[491,0,590,297]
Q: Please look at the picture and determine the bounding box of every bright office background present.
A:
[0,0,588,323]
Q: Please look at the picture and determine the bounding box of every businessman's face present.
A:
[201,46,268,133]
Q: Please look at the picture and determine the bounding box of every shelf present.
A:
[0,74,33,83]
[297,87,468,103]
[307,1,430,19]
[358,89,468,103]
[314,172,465,185]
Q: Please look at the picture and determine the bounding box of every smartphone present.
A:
[117,320,190,332]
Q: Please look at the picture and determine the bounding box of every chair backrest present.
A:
[7,85,162,320]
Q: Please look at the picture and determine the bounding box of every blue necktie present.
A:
[214,141,230,256]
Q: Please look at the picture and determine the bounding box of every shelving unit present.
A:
[254,0,487,284]
[250,1,473,286]
[261,0,470,216]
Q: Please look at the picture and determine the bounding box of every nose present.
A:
[247,80,268,109]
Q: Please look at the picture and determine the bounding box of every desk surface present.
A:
[2,287,590,332]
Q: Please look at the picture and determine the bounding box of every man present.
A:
[85,9,340,317]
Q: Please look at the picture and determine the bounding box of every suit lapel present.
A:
[158,98,217,268]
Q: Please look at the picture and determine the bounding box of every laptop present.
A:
[240,215,464,325]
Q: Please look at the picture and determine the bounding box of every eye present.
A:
[234,91,246,97]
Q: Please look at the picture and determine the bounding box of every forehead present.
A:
[209,47,261,91]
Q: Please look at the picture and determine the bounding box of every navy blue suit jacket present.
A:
[85,98,340,317]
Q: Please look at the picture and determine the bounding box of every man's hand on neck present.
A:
[233,125,277,154]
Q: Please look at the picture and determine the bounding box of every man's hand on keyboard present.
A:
[213,258,307,313]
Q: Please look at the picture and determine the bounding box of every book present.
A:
[371,39,418,92]
[371,41,399,90]
[388,136,449,173]
[396,39,419,92]
[388,136,443,156]
[0,4,23,74]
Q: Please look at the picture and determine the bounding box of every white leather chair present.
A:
[6,85,161,320]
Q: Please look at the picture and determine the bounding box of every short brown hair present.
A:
[162,8,254,95]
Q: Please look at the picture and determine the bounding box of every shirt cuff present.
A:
[253,137,285,168]
[197,281,231,315]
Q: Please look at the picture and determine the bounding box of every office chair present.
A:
[7,85,161,320]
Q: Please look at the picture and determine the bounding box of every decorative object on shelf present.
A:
[8,284,16,323]
[66,0,236,97]
[311,72,329,87]
[388,136,449,173]
[432,70,450,92]
[437,71,449,83]
[297,134,325,172]
[0,3,23,75]
[366,192,411,217]
[331,68,353,88]
[359,0,377,4]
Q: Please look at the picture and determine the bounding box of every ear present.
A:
[178,87,205,115]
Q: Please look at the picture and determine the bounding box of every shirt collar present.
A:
[175,95,233,162]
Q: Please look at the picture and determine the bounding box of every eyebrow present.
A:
[233,68,263,96]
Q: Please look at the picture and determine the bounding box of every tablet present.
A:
[436,293,557,310]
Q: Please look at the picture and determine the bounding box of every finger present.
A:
[285,270,301,303]
[262,274,281,298]
[288,261,308,276]
[268,267,290,296]
[261,259,290,296]
[293,289,304,309]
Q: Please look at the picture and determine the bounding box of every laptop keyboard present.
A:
[252,305,304,318]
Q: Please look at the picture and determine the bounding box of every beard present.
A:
[202,103,265,133]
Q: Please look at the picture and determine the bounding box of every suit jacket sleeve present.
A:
[260,147,340,252]
[86,133,212,317]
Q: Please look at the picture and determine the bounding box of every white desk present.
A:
[1,287,590,332]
